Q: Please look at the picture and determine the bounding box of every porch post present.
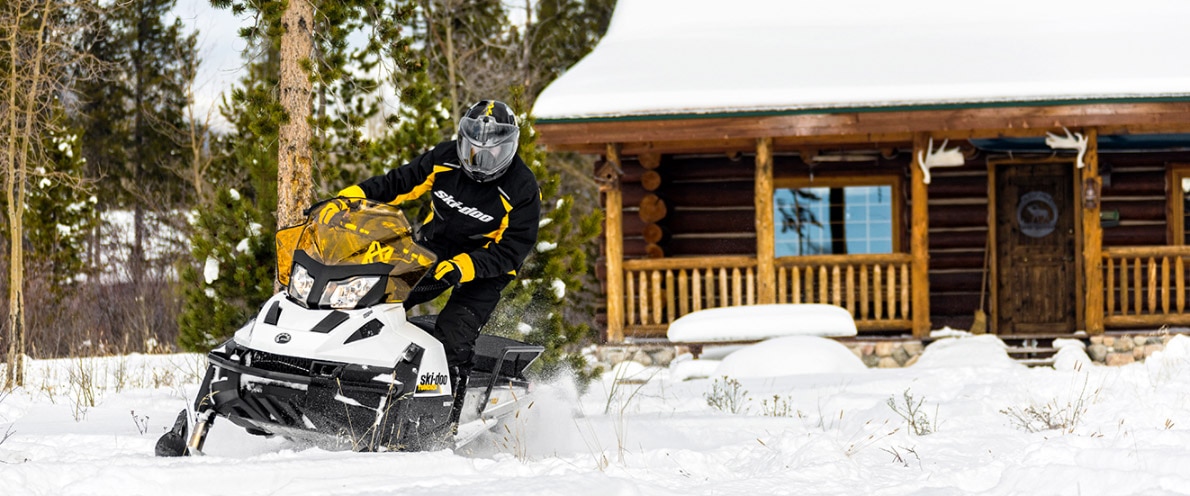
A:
[755,137,776,304]
[911,134,932,337]
[603,143,625,342]
[1082,129,1105,334]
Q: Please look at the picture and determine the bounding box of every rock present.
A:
[874,342,895,357]
[1102,336,1116,347]
[1115,337,1135,352]
[1087,343,1109,362]
[877,357,900,368]
[1143,344,1164,358]
[1090,336,1104,345]
[1133,336,1148,347]
[862,354,881,368]
[892,346,911,365]
[1105,352,1135,366]
[602,347,631,364]
[631,349,654,366]
[904,354,920,367]
[648,347,676,365]
[901,341,924,356]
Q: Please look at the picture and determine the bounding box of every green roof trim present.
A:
[535,96,1190,125]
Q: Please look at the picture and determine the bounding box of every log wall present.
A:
[599,148,1190,337]
[925,156,991,331]
[1099,152,1177,247]
[620,153,758,258]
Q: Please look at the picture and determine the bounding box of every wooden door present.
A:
[995,162,1076,334]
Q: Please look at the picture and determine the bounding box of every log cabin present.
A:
[530,0,1190,345]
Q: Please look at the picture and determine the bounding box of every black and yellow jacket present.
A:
[348,141,540,283]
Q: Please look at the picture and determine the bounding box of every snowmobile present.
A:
[156,198,543,456]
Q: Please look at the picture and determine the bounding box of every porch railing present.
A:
[619,253,915,337]
[1102,246,1190,327]
[775,254,914,331]
[622,256,758,336]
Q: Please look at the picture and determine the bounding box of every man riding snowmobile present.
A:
[333,99,540,429]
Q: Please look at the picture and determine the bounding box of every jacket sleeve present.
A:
[455,180,541,281]
[355,142,452,203]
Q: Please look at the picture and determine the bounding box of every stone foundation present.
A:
[589,331,1181,371]
[1087,333,1178,366]
[843,340,925,368]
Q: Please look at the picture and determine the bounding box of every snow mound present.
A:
[713,335,866,378]
[667,303,856,343]
[1144,334,1190,379]
[668,355,722,381]
[913,334,1021,369]
[1052,345,1092,371]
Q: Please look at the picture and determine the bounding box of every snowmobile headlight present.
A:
[318,275,381,309]
[289,264,315,303]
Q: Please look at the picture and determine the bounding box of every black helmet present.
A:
[457,100,520,182]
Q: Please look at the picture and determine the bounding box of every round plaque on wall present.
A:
[1017,191,1058,238]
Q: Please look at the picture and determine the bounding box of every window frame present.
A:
[1169,165,1190,245]
[772,174,903,257]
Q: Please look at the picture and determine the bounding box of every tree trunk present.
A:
[3,0,53,388]
[277,0,315,229]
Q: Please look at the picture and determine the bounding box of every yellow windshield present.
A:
[277,199,436,303]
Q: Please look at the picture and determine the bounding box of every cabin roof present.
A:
[532,0,1190,123]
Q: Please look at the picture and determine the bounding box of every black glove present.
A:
[433,260,462,287]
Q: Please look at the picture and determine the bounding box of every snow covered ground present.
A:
[2,334,1190,495]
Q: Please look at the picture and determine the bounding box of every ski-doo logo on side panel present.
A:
[275,333,292,344]
[417,372,448,392]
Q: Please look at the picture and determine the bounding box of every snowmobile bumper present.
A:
[202,340,451,450]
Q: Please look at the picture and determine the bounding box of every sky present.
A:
[2,330,1189,495]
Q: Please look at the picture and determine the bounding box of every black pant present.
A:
[403,273,514,372]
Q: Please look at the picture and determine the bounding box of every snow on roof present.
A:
[533,0,1190,121]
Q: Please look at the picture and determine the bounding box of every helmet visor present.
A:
[459,116,519,146]
[458,116,519,179]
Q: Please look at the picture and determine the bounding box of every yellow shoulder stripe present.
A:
[484,196,513,243]
[390,165,452,205]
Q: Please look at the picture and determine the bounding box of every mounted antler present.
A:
[1045,127,1088,169]
[916,138,965,184]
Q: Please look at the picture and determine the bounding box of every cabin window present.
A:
[1173,168,1190,245]
[773,183,895,256]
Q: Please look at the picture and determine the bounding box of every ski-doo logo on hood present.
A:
[275,333,291,344]
[434,190,495,222]
[417,372,449,392]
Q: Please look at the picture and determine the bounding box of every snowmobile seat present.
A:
[472,334,542,380]
[406,314,542,379]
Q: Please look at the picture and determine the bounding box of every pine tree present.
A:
[24,120,99,292]
[76,0,197,282]
[176,37,281,351]
[177,186,275,351]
